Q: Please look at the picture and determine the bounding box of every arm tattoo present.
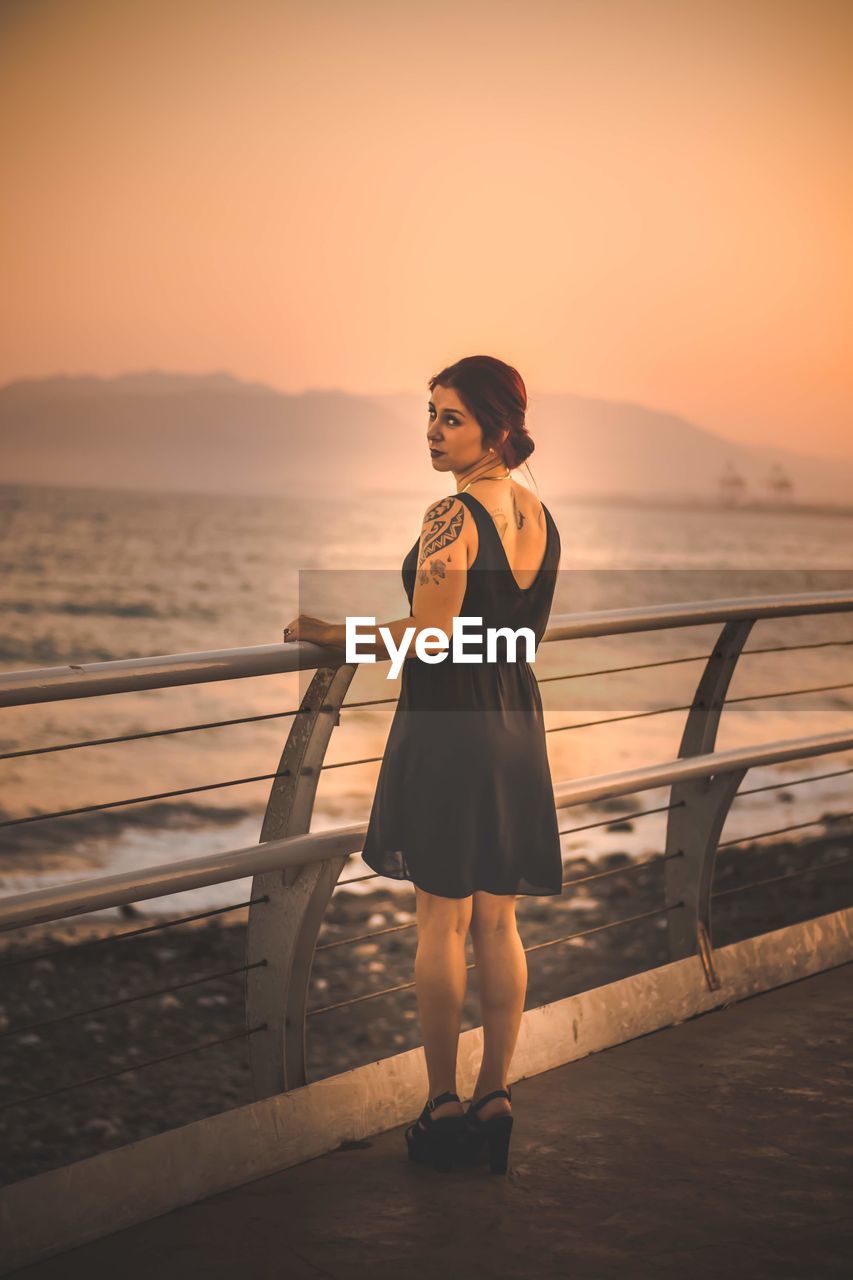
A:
[418,497,464,568]
[417,557,449,586]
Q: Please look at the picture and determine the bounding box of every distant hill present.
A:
[2,370,851,507]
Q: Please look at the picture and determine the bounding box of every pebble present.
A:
[84,1118,121,1139]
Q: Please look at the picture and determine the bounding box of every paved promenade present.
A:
[12,963,852,1280]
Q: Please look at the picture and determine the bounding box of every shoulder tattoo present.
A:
[418,497,464,568]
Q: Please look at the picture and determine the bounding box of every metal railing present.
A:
[1,589,852,1168]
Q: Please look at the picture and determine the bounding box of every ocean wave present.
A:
[0,638,131,663]
[0,798,261,860]
[0,599,220,620]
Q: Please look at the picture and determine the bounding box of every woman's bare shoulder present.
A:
[416,493,475,567]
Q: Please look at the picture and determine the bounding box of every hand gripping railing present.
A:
[0,589,851,1112]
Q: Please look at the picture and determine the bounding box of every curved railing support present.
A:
[678,618,754,757]
[665,767,748,986]
[245,661,358,1098]
[665,618,754,981]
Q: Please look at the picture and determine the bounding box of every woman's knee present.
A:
[415,887,472,937]
[470,890,518,937]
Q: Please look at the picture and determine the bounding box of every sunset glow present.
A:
[1,0,851,457]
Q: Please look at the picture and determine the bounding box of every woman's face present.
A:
[426,384,489,476]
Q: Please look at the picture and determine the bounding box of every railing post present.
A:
[245,660,358,1099]
[664,768,748,987]
[664,618,754,981]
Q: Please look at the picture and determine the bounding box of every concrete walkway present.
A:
[12,963,852,1280]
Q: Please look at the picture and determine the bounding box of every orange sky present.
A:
[1,0,851,458]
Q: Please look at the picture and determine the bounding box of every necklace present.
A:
[459,467,512,494]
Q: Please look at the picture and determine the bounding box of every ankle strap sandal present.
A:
[463,1087,514,1174]
[428,1089,461,1111]
[405,1090,466,1173]
[468,1086,512,1114]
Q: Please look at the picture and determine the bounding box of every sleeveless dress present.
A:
[359,490,563,898]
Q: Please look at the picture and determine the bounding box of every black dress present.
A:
[359,490,563,898]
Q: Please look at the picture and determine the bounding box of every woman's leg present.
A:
[413,886,473,1118]
[469,890,525,1118]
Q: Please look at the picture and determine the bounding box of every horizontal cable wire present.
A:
[316,920,417,950]
[735,766,853,797]
[523,903,682,956]
[1,961,267,1042]
[546,680,853,737]
[0,708,311,762]
[335,870,381,886]
[307,903,681,1016]
[546,702,704,734]
[559,799,685,835]
[737,638,853,656]
[712,855,853,899]
[562,850,683,887]
[333,693,397,711]
[0,1023,268,1112]
[0,770,295,829]
[0,897,268,968]
[537,653,735,683]
[321,754,383,771]
[718,810,853,849]
[725,680,853,706]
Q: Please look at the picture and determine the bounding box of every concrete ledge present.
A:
[2,904,851,1274]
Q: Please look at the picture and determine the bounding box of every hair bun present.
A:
[505,421,534,469]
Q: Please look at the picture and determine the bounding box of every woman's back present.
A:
[400,484,561,654]
[460,479,552,590]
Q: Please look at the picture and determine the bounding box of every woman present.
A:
[283,354,563,1175]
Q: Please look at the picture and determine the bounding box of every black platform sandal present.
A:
[461,1086,513,1174]
[405,1089,467,1172]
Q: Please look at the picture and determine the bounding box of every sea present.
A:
[1,481,852,917]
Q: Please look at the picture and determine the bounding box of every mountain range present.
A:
[2,370,851,508]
